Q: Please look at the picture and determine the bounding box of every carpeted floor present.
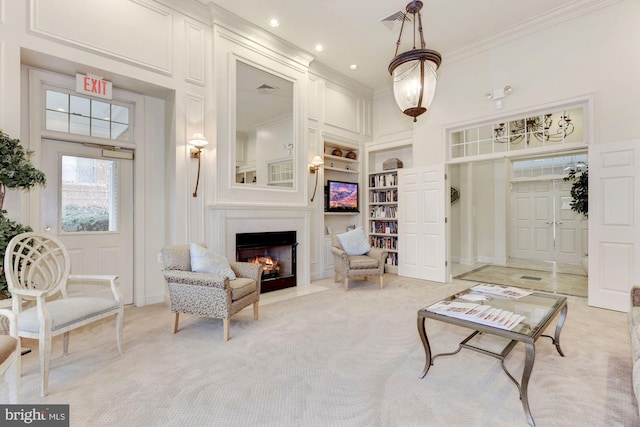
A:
[4,275,636,427]
[455,265,588,297]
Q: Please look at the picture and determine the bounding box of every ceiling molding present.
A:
[209,4,314,69]
[309,62,373,98]
[444,0,621,65]
[154,0,211,26]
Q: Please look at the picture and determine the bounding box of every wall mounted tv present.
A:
[325,180,359,213]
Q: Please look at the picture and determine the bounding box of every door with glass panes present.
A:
[40,140,133,304]
[40,86,134,304]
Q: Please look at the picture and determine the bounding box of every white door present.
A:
[40,139,134,304]
[510,181,555,261]
[589,140,640,312]
[398,165,448,282]
[510,180,586,264]
[555,179,588,264]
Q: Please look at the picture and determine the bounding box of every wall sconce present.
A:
[309,155,324,202]
[189,133,209,197]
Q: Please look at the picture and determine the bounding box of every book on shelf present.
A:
[370,173,397,188]
[426,300,525,330]
[471,284,533,299]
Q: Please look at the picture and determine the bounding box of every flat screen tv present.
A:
[326,180,359,213]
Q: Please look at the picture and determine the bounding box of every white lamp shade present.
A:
[392,59,438,114]
[189,133,209,148]
[310,155,324,167]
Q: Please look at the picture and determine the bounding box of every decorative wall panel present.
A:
[30,0,173,74]
[324,82,359,134]
[184,20,205,86]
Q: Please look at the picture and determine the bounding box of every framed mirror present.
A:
[235,61,294,187]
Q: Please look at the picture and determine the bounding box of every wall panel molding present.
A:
[324,82,360,135]
[30,0,173,75]
[184,19,205,86]
[185,92,205,140]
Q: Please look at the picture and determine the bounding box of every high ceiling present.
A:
[206,0,584,91]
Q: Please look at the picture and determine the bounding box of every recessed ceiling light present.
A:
[314,44,324,52]
[269,18,280,27]
[350,64,358,70]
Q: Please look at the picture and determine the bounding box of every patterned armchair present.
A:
[160,244,262,341]
[331,234,388,291]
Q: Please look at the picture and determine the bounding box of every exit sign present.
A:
[76,73,112,100]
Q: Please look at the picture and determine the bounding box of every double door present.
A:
[510,180,587,264]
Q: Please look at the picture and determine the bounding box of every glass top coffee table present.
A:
[417,286,568,427]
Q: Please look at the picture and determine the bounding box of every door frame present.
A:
[25,67,147,306]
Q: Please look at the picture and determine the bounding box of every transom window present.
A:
[449,105,585,161]
[45,89,131,141]
[512,154,587,180]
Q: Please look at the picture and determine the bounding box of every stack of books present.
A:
[426,300,525,330]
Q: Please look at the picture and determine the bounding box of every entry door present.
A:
[40,139,134,304]
[510,180,585,264]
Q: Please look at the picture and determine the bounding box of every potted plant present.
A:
[0,130,46,298]
[563,166,588,273]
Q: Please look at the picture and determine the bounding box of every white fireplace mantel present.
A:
[207,204,311,287]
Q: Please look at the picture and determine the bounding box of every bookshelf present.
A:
[368,170,399,273]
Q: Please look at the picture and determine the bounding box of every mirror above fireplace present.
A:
[235,61,294,188]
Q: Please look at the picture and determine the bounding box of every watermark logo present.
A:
[0,405,69,426]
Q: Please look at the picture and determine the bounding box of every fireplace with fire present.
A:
[236,231,297,293]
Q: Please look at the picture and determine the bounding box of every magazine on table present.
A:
[426,300,525,330]
[471,283,533,299]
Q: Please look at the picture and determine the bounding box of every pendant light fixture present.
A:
[389,1,442,122]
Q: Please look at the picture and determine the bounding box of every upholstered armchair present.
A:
[4,232,124,397]
[160,244,262,341]
[331,233,388,291]
[0,309,20,403]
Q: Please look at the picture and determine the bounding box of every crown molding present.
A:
[209,4,314,69]
[309,62,373,98]
[444,0,622,65]
[154,0,211,26]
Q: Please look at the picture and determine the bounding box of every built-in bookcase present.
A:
[368,170,399,273]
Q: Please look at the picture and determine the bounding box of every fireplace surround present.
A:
[236,231,297,293]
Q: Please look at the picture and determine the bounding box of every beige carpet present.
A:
[456,265,588,297]
[4,275,636,427]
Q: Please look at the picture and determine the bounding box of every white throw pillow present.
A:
[337,227,371,256]
[189,243,237,280]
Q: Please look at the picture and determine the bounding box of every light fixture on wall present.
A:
[309,155,324,202]
[485,85,513,109]
[189,133,208,197]
[493,113,574,145]
[388,1,442,122]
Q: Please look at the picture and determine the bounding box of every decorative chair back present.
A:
[4,232,71,299]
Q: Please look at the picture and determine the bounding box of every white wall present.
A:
[410,0,640,165]
[373,0,640,266]
[0,0,212,305]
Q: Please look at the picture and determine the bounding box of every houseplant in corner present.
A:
[563,166,588,273]
[0,130,46,299]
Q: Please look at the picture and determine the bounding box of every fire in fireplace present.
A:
[236,231,297,293]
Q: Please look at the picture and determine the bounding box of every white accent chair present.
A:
[0,309,20,403]
[4,232,124,397]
